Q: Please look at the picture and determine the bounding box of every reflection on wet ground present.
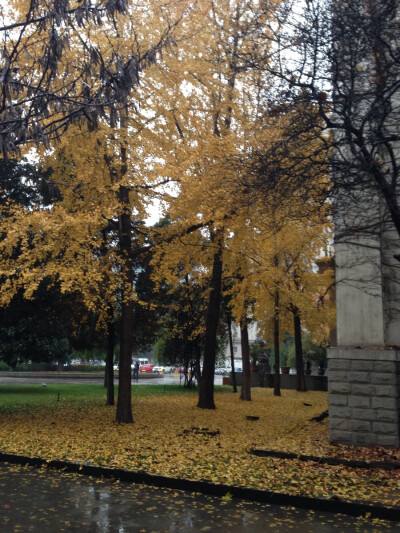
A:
[0,462,398,532]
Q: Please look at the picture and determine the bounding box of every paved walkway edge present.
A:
[251,448,400,470]
[0,372,159,380]
[1,452,399,521]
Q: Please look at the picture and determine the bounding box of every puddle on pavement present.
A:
[0,462,398,532]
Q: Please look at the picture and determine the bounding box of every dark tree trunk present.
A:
[116,184,134,424]
[239,318,251,401]
[117,295,134,423]
[226,313,237,393]
[293,311,307,392]
[197,231,223,409]
[104,305,115,405]
[274,289,281,396]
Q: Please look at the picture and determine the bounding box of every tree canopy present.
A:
[0,0,335,419]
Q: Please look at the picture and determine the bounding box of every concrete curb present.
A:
[0,452,399,521]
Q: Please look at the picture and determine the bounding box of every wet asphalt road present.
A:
[0,372,223,386]
[1,462,398,533]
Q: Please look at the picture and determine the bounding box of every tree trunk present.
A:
[239,318,251,401]
[197,230,223,409]
[226,313,237,393]
[104,306,115,405]
[293,311,307,392]
[117,295,134,423]
[274,289,281,396]
[116,184,134,424]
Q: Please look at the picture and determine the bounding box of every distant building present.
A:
[222,323,260,371]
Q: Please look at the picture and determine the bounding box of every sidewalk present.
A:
[1,451,399,523]
[0,371,160,385]
[1,460,398,532]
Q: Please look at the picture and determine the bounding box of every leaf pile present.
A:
[0,388,399,508]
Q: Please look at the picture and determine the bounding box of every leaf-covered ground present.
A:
[0,386,399,509]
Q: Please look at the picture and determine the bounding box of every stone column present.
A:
[328,193,400,447]
[327,0,400,447]
[328,348,400,447]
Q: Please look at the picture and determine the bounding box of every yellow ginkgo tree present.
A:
[147,0,287,409]
[0,0,193,423]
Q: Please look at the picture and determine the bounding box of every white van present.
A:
[131,357,149,369]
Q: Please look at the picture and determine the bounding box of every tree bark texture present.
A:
[197,231,223,409]
[239,319,251,401]
[116,184,134,423]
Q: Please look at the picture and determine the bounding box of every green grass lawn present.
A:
[0,384,105,412]
[0,383,230,413]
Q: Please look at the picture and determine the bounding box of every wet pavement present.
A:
[0,462,398,532]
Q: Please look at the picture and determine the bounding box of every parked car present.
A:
[139,364,154,373]
[152,366,165,374]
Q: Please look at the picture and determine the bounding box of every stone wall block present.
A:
[351,384,377,396]
[328,360,351,371]
[372,421,397,435]
[328,371,348,383]
[376,410,398,423]
[348,419,372,432]
[329,406,351,419]
[371,372,398,386]
[377,435,399,447]
[348,372,370,384]
[328,382,351,394]
[374,361,397,373]
[328,348,399,447]
[329,430,354,445]
[350,360,374,372]
[351,433,379,446]
[329,418,349,430]
[329,394,348,406]
[375,385,398,397]
[351,408,376,421]
[371,397,398,410]
[348,395,371,408]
